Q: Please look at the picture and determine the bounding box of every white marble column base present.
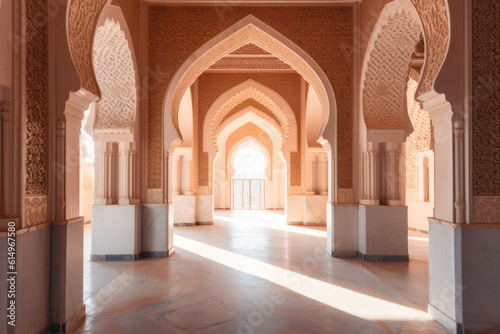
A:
[91,205,142,261]
[358,205,409,262]
[429,220,500,332]
[327,203,359,257]
[141,204,174,258]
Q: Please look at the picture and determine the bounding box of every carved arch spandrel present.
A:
[410,0,450,100]
[362,10,421,132]
[93,19,137,134]
[67,0,111,98]
[67,0,141,98]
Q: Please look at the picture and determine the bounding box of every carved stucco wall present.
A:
[360,0,450,101]
[67,0,109,98]
[148,6,353,189]
[25,0,49,227]
[472,0,500,224]
[198,73,301,187]
[110,0,141,58]
[409,0,450,99]
[363,11,421,130]
[93,19,137,134]
[360,0,393,61]
[67,0,141,98]
[221,99,280,126]
[406,72,431,190]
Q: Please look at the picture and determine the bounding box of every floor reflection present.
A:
[75,211,447,333]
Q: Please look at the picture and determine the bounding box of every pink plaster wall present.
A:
[0,0,13,88]
[306,85,322,148]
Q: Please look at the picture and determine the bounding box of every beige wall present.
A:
[0,0,12,88]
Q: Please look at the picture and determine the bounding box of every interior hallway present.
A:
[74,211,447,333]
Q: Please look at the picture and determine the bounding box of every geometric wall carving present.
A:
[363,11,421,130]
[410,0,450,99]
[472,0,500,197]
[93,19,137,134]
[67,0,109,98]
[25,0,49,202]
[67,0,141,97]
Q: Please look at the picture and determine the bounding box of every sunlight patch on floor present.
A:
[214,213,327,238]
[174,234,433,322]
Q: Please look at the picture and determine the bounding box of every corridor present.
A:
[74,211,447,333]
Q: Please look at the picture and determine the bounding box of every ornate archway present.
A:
[164,16,336,151]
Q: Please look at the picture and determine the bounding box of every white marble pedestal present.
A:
[91,205,142,261]
[142,204,174,257]
[358,205,409,262]
[173,195,196,226]
[327,203,359,257]
[429,220,500,333]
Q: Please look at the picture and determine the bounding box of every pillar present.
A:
[50,90,96,333]
[118,142,139,205]
[356,139,408,262]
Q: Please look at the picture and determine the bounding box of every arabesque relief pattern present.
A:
[93,19,137,134]
[410,0,450,99]
[363,11,420,129]
[472,0,500,223]
[111,0,141,58]
[67,0,109,98]
[25,0,49,227]
[148,7,353,189]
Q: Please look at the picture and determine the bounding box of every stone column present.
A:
[94,141,113,205]
[384,142,402,206]
[360,142,380,205]
[50,90,97,333]
[118,142,138,205]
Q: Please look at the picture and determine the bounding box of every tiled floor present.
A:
[73,210,447,333]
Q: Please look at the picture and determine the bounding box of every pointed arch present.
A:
[361,9,421,139]
[215,111,284,172]
[203,79,296,154]
[164,15,336,151]
[227,136,272,181]
[218,107,282,148]
[360,0,451,139]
